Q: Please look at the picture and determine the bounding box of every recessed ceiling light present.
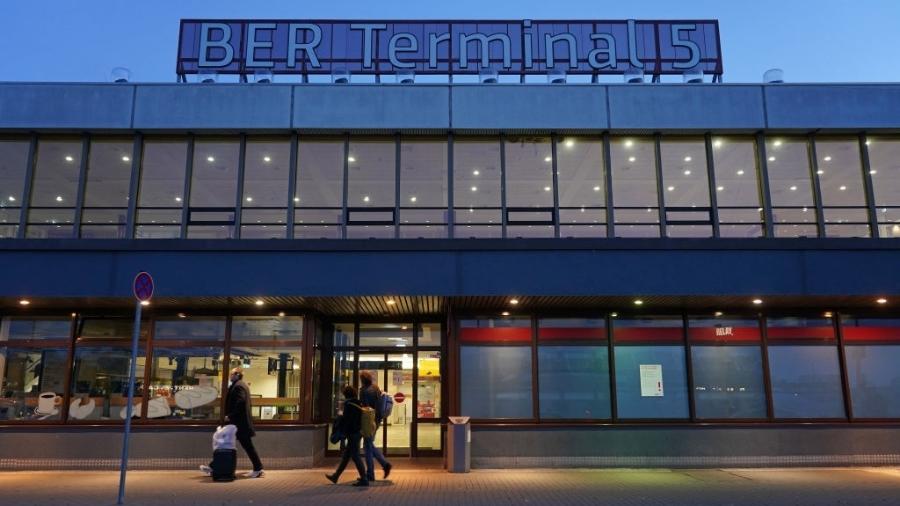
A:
[714,311,723,316]
[593,186,600,192]
[7,196,15,202]
[683,169,691,175]
[175,197,182,202]
[471,186,477,192]
[684,156,692,162]
[206,156,215,163]
[473,169,480,176]
[278,311,285,317]
[713,140,723,148]
[140,300,150,306]
[294,197,300,202]
[255,299,265,306]
[823,311,833,318]
[817,170,825,175]
[839,186,847,191]
[510,298,519,305]
[877,298,888,304]
[245,196,253,202]
[768,156,776,162]
[177,312,187,318]
[870,170,878,175]
[410,196,417,202]
[19,299,30,306]
[501,311,510,316]
[752,299,763,305]
[122,156,130,162]
[736,170,745,175]
[544,186,551,192]
[789,185,798,191]
[610,312,618,317]
[544,156,552,163]
[64,155,75,163]
[347,156,356,163]
[624,140,634,148]
[56,195,63,202]
[263,156,271,162]
[363,196,370,202]
[633,299,644,306]
[717,186,724,191]
[628,156,636,163]
[773,140,783,147]
[823,156,832,162]
[564,139,575,148]
[386,299,396,305]
[667,186,675,192]
[71,312,77,317]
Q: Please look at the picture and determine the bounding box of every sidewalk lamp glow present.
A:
[254,299,264,306]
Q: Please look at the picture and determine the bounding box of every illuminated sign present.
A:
[177,19,722,80]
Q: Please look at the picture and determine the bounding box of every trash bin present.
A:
[446,416,470,473]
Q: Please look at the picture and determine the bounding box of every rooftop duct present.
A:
[110,67,131,83]
[333,69,350,84]
[624,66,644,84]
[764,68,784,84]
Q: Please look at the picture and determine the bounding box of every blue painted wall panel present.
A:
[451,85,607,130]
[133,85,292,130]
[0,84,134,129]
[765,85,900,129]
[293,85,450,129]
[608,85,766,130]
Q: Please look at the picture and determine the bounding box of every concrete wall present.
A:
[470,426,900,468]
[2,83,900,132]
[0,425,327,470]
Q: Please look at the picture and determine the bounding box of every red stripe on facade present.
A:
[459,327,532,343]
[842,326,900,342]
[612,327,684,343]
[538,327,607,341]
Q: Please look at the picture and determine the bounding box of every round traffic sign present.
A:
[393,392,405,404]
[133,272,154,301]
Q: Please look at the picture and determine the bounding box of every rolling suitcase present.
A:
[211,448,237,482]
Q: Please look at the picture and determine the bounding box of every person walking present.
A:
[201,367,264,478]
[325,385,369,486]
[359,371,393,481]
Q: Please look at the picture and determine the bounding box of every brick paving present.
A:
[1,462,898,506]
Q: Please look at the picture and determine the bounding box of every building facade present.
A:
[1,81,900,468]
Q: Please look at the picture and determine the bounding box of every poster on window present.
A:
[640,364,664,397]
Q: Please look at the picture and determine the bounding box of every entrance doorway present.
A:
[327,322,443,456]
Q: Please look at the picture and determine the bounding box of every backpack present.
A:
[356,404,377,439]
[380,391,394,419]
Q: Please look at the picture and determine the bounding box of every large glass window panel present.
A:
[359,323,413,347]
[815,138,869,237]
[148,347,222,420]
[0,140,29,238]
[231,316,303,341]
[767,137,817,237]
[417,423,441,451]
[460,346,533,419]
[539,346,611,419]
[399,138,447,236]
[614,346,689,419]
[453,138,502,236]
[417,323,441,347]
[0,318,70,421]
[505,136,552,208]
[80,139,133,238]
[660,139,711,238]
[189,139,239,238]
[767,345,844,418]
[70,345,145,421]
[26,138,82,238]
[557,137,605,236]
[868,137,900,237]
[417,350,441,419]
[611,137,659,237]
[153,317,226,341]
[228,346,301,420]
[241,138,290,234]
[712,137,764,238]
[333,323,355,347]
[136,139,188,239]
[841,316,900,418]
[347,138,395,208]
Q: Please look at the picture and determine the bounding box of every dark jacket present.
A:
[339,398,363,436]
[225,379,255,438]
[360,383,383,423]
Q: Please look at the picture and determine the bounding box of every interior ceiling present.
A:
[0,295,893,318]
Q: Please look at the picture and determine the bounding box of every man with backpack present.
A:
[359,371,393,481]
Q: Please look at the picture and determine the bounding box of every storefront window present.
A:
[359,323,413,347]
[460,346,532,419]
[815,138,869,238]
[712,137,764,238]
[611,137,659,237]
[453,138,502,238]
[841,316,900,418]
[417,323,441,347]
[0,139,30,239]
[26,138,82,238]
[241,138,291,239]
[613,317,689,419]
[688,315,766,419]
[557,137,606,238]
[766,317,845,418]
[766,137,818,238]
[538,318,610,419]
[136,139,188,239]
[0,318,70,421]
[417,350,441,419]
[80,138,133,239]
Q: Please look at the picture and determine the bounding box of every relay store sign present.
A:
[177,19,722,78]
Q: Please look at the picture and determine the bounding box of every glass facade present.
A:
[1,133,894,240]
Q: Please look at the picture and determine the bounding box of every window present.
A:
[359,323,413,347]
[0,140,30,239]
[399,138,448,238]
[557,137,606,238]
[688,315,766,419]
[766,137,818,238]
[188,139,239,239]
[538,318,610,419]
[241,138,290,239]
[81,138,133,239]
[453,138,502,238]
[459,317,532,418]
[346,138,395,239]
[417,323,441,347]
[295,138,344,239]
[613,317,689,419]
[815,138,869,238]
[136,139,188,239]
[864,137,900,238]
[26,138,82,238]
[841,316,900,418]
[766,317,845,418]
[505,136,554,238]
[611,137,659,237]
[660,138,712,238]
[712,137,764,238]
[0,318,71,421]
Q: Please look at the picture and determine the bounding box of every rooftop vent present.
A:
[253,70,273,84]
[547,69,566,84]
[397,70,415,84]
[333,69,350,84]
[624,66,644,84]
[764,68,784,84]
[198,70,217,84]
[479,70,498,84]
[110,67,131,83]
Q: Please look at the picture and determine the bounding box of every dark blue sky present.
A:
[3,0,898,83]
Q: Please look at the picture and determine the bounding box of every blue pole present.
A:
[117,301,142,505]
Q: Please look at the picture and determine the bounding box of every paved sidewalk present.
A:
[1,465,899,506]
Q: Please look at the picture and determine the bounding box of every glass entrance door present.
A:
[358,352,414,455]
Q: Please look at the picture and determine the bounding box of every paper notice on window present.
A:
[640,364,664,397]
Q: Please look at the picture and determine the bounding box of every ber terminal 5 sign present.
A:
[177,19,722,80]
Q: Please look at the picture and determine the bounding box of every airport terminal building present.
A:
[1,19,900,469]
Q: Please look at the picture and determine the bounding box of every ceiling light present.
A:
[684,156,692,162]
[633,299,644,306]
[544,156,552,163]
[773,140,783,147]
[564,139,575,148]
[510,298,519,305]
[714,311,723,316]
[410,196,417,202]
[71,312,77,317]
[294,197,300,202]
[713,140,723,148]
[207,156,215,163]
[877,298,888,304]
[177,313,186,318]
[789,185,797,191]
[870,170,878,175]
[717,186,724,191]
[593,186,600,192]
[823,156,832,162]
[628,156,636,163]
[175,197,182,202]
[544,186,551,192]
[839,186,847,191]
[140,300,150,306]
[768,156,776,162]
[363,196,370,202]
[624,140,634,148]
[7,196,15,202]
[245,197,253,202]
[19,299,30,306]
[823,311,833,318]
[386,299,396,305]
[472,169,480,176]
[471,186,477,192]
[55,195,63,202]
[501,311,510,316]
[122,156,130,162]
[263,156,271,162]
[752,299,763,305]
[64,155,74,162]
[667,186,675,192]
[817,170,824,175]
[865,140,871,146]
[347,156,356,163]
[255,299,265,306]
[610,312,618,317]
[683,169,691,176]
[278,311,285,317]
[736,170,745,175]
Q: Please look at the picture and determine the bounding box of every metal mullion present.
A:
[125,134,143,238]
[834,313,854,421]
[16,134,37,239]
[858,134,879,238]
[233,134,247,239]
[807,135,826,238]
[705,133,721,238]
[72,134,91,238]
[411,348,419,456]
[300,316,316,423]
[530,316,539,420]
[682,313,696,421]
[140,313,155,420]
[607,313,618,422]
[653,133,667,237]
[341,135,349,239]
[550,134,560,238]
[219,316,233,425]
[394,133,401,239]
[447,133,454,238]
[759,314,775,420]
[603,132,614,238]
[755,133,775,238]
[60,312,79,423]
[180,137,195,239]
[500,134,508,239]
[286,133,299,239]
